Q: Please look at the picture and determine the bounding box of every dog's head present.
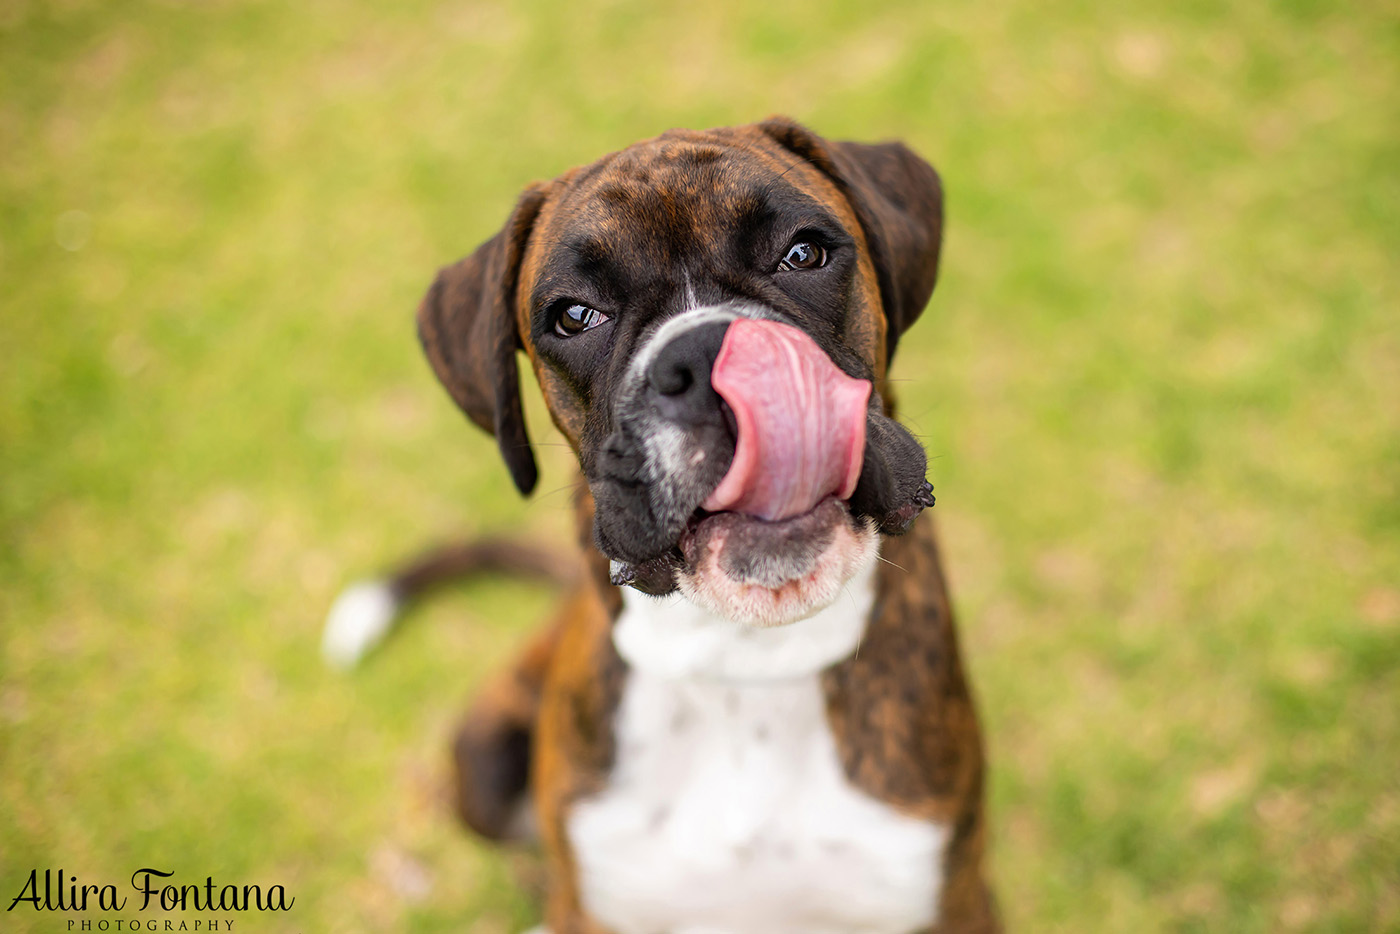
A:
[418,119,942,626]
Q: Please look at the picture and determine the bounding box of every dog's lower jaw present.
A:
[612,541,880,680]
[676,511,880,629]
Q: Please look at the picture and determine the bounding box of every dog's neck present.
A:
[611,548,879,682]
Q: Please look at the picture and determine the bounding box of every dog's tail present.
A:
[321,538,578,669]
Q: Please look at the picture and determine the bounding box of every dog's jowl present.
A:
[416,119,996,934]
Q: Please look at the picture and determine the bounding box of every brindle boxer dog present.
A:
[416,118,996,934]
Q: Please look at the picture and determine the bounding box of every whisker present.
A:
[875,554,909,574]
[527,479,588,504]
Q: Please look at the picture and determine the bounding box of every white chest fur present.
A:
[567,559,949,934]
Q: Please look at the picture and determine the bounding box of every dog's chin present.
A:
[675,498,878,627]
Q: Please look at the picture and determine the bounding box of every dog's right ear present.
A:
[417,186,549,496]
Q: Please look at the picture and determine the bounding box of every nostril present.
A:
[651,362,694,397]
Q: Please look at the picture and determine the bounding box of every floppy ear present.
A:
[417,186,548,495]
[759,118,944,363]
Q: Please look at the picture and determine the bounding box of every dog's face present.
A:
[419,119,943,625]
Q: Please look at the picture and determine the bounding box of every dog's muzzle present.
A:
[590,307,934,600]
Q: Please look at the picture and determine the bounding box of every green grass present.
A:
[2,0,1397,931]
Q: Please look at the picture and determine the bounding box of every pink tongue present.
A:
[702,319,871,521]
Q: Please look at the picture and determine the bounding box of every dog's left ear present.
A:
[417,185,549,495]
[759,118,944,363]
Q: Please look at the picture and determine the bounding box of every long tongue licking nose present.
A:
[701,319,871,521]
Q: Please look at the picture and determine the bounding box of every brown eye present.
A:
[779,241,826,271]
[554,303,609,338]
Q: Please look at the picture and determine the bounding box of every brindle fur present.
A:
[822,518,996,932]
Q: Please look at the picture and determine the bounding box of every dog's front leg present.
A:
[530,586,627,934]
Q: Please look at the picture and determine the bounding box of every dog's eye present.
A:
[778,241,827,272]
[554,303,610,338]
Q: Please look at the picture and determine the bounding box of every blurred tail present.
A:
[321,538,578,669]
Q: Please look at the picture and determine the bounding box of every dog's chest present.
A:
[567,579,948,934]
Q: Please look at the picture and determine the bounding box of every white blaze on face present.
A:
[622,304,750,402]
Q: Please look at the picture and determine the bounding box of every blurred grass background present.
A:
[2,0,1397,931]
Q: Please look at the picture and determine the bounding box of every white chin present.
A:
[676,512,879,627]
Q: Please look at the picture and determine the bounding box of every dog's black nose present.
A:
[645,320,731,428]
